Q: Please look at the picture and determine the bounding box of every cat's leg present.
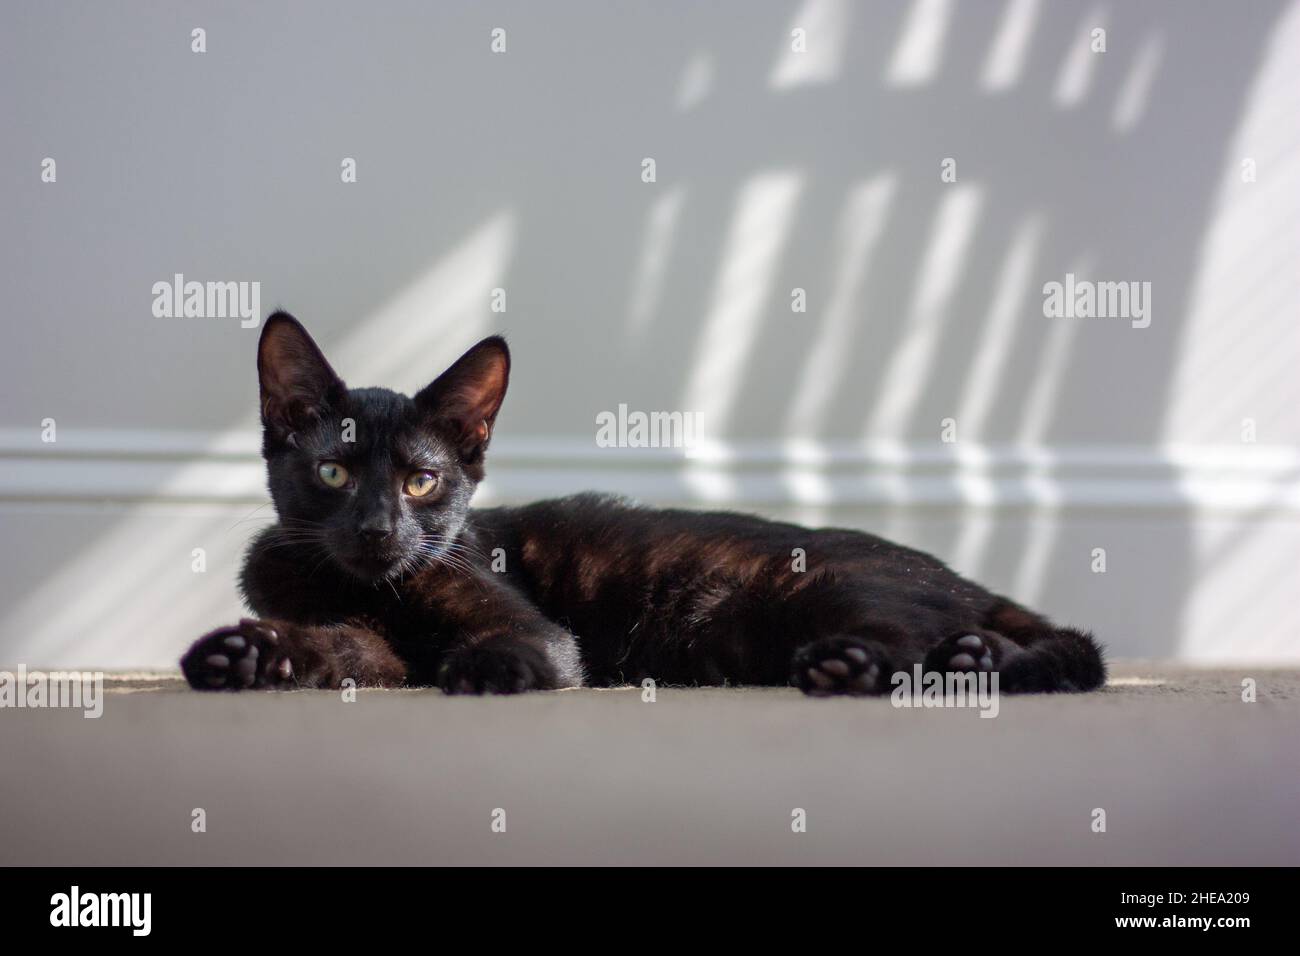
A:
[438,630,583,694]
[659,568,902,694]
[998,626,1105,692]
[923,600,1106,693]
[181,618,407,691]
[739,573,917,695]
[674,571,908,695]
[432,572,585,695]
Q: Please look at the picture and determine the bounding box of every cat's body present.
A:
[182,314,1105,696]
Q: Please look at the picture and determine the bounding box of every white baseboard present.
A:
[1,428,1298,512]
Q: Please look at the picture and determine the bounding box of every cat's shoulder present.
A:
[564,490,644,510]
[519,491,646,518]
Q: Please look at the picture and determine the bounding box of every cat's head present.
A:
[255,311,509,582]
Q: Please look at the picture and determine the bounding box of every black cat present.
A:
[181,313,1105,696]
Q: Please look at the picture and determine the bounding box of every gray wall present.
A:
[2,0,1298,667]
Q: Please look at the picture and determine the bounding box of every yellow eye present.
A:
[404,470,438,497]
[317,461,350,489]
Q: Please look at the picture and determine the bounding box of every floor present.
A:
[2,663,1297,865]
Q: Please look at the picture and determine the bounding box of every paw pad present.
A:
[181,620,294,691]
[923,632,997,678]
[793,637,888,696]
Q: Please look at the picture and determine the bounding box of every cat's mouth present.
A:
[330,532,456,582]
[337,556,399,581]
[333,543,411,582]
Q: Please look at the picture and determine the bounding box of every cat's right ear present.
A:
[257,312,346,443]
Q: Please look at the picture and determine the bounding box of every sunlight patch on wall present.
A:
[1017,255,1092,446]
[339,210,517,394]
[625,186,686,343]
[1164,0,1300,445]
[1008,254,1092,607]
[677,51,714,111]
[866,184,983,438]
[1011,504,1059,606]
[1179,516,1300,662]
[1053,6,1107,108]
[980,0,1041,92]
[950,510,996,580]
[1168,0,1300,660]
[681,462,739,504]
[958,214,1046,439]
[681,172,803,440]
[1112,32,1164,132]
[0,503,253,667]
[770,0,851,90]
[886,0,952,87]
[950,214,1046,577]
[784,174,897,439]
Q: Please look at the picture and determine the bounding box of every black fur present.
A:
[181,313,1106,696]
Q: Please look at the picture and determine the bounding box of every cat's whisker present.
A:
[224,502,275,534]
[408,537,480,581]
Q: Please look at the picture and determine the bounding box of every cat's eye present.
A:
[404,470,439,497]
[317,461,350,489]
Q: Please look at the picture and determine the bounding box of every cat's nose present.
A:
[357,517,394,541]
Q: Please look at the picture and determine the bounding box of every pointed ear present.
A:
[415,335,510,461]
[257,312,346,441]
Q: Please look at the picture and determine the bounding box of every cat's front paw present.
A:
[439,640,556,695]
[181,619,296,691]
[791,636,891,696]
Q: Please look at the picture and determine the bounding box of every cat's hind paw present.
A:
[925,632,997,675]
[181,619,296,691]
[791,636,891,696]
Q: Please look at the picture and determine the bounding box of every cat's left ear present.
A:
[415,336,510,461]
